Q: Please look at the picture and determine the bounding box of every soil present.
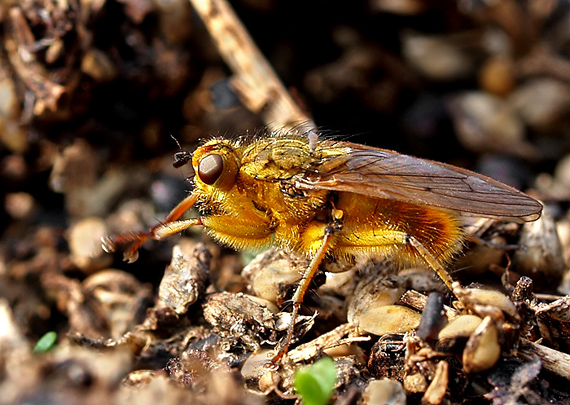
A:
[1,1,570,404]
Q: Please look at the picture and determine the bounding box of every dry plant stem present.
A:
[400,290,458,320]
[518,338,570,379]
[6,8,67,115]
[287,323,363,363]
[423,360,449,405]
[188,0,315,132]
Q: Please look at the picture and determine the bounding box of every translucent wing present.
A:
[296,142,542,222]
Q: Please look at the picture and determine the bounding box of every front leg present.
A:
[102,193,201,262]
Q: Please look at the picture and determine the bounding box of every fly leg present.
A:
[373,231,455,291]
[269,229,456,363]
[272,225,336,363]
[102,193,202,263]
[406,235,455,291]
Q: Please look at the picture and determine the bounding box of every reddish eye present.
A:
[198,154,224,185]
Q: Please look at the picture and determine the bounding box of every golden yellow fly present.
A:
[102,130,542,360]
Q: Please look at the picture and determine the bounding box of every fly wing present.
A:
[296,143,542,222]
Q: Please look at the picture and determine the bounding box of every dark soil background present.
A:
[1,1,570,404]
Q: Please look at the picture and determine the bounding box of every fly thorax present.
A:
[280,181,307,198]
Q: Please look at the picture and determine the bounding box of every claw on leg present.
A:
[101,194,201,262]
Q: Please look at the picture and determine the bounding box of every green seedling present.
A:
[294,357,337,405]
[33,331,57,353]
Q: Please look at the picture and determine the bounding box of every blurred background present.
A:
[1,0,569,376]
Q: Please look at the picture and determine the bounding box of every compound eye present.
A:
[198,154,224,185]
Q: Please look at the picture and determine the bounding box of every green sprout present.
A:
[33,331,58,353]
[294,357,337,405]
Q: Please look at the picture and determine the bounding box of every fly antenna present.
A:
[171,134,192,168]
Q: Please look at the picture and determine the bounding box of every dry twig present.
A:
[188,0,315,132]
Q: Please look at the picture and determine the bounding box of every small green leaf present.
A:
[294,357,337,405]
[33,331,58,353]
